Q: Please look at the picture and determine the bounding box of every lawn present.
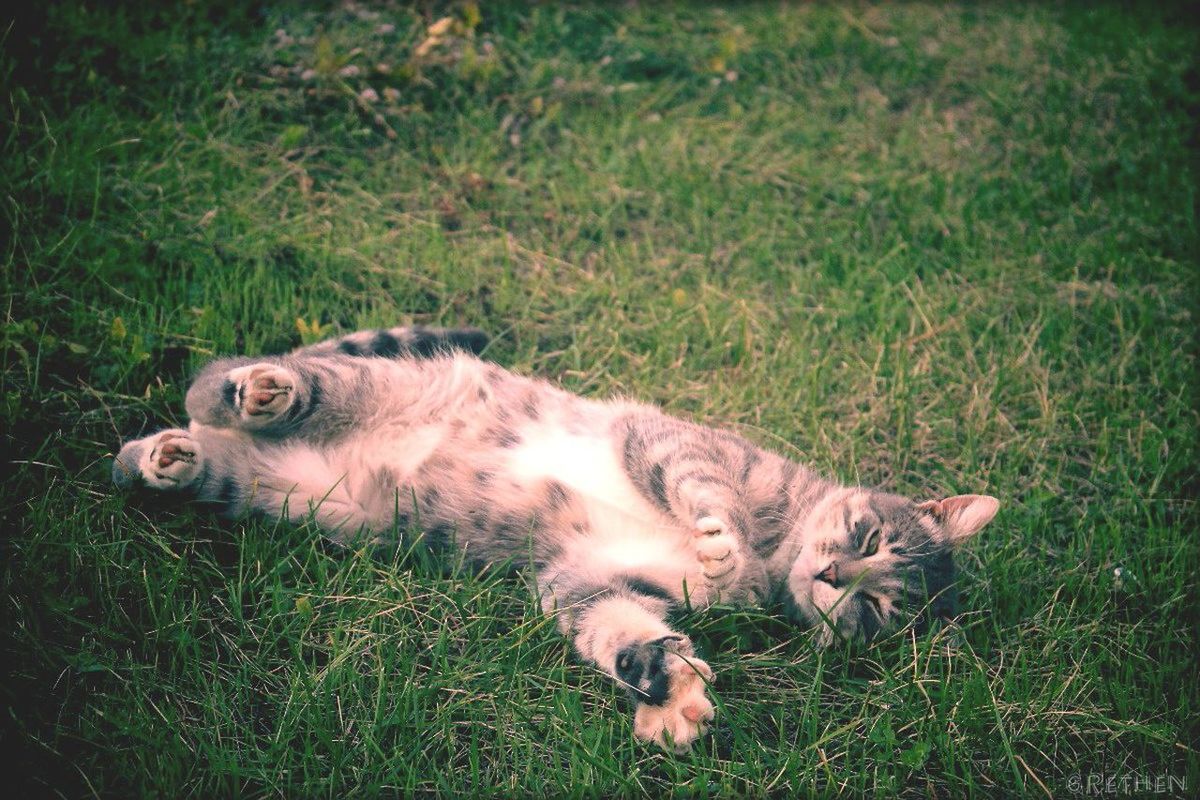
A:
[2,2,1197,796]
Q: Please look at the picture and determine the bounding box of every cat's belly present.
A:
[505,429,696,570]
[252,422,696,577]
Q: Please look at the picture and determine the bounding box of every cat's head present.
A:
[785,488,997,646]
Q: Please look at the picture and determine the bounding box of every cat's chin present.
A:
[801,586,844,622]
[808,579,845,611]
[784,570,821,623]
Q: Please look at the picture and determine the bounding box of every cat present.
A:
[111,325,999,752]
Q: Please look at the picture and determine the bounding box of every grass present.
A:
[2,1,1197,796]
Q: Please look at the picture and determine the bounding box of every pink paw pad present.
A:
[156,434,193,467]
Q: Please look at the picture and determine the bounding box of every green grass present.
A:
[3,2,1198,796]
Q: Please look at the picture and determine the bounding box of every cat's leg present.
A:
[183,351,376,438]
[113,424,382,539]
[183,356,306,434]
[186,327,489,439]
[542,578,716,752]
[693,516,754,600]
[619,417,764,602]
[295,325,489,359]
[185,325,487,438]
[111,424,255,520]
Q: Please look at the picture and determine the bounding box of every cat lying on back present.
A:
[111,326,999,752]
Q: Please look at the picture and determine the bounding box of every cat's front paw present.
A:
[694,516,746,597]
[618,635,715,753]
[132,430,204,490]
[226,364,297,427]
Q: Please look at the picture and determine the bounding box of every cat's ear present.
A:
[917,495,999,543]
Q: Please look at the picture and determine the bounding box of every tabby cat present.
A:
[111,326,998,752]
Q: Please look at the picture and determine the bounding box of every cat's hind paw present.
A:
[620,636,715,753]
[113,429,205,491]
[226,363,297,427]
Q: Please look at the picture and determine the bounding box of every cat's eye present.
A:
[862,529,881,557]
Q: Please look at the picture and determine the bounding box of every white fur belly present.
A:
[244,426,446,525]
[506,431,694,571]
[259,444,345,495]
[360,424,447,478]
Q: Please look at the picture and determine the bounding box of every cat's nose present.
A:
[815,562,840,587]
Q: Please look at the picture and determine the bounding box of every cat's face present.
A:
[785,489,998,646]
